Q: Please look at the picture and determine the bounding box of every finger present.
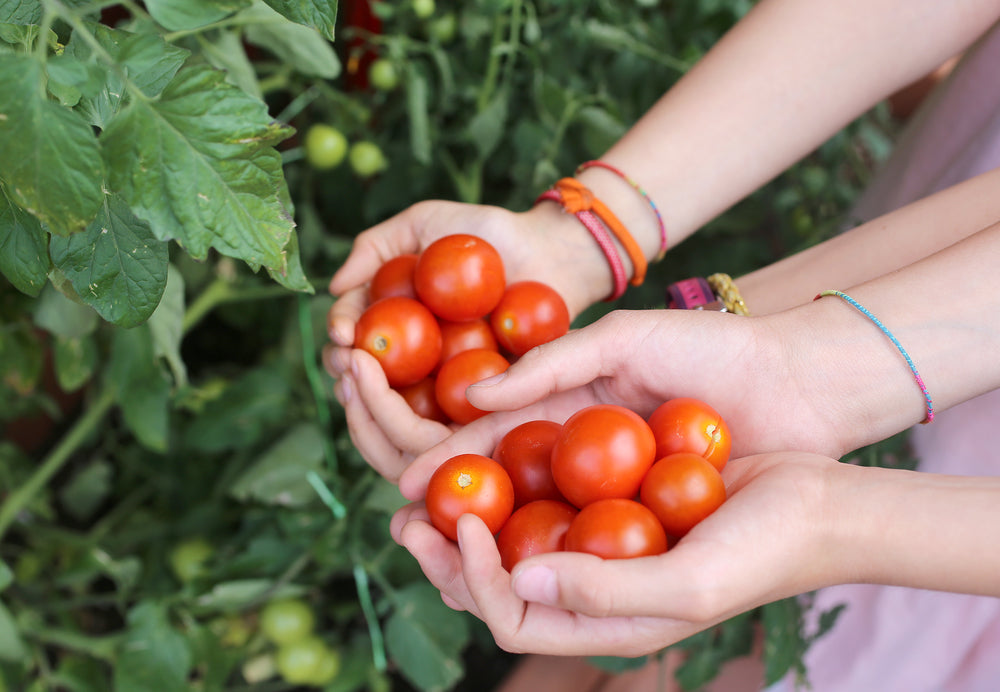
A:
[340,373,413,482]
[328,207,426,296]
[327,286,369,347]
[398,519,483,619]
[390,502,428,544]
[322,342,352,379]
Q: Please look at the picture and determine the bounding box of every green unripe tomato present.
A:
[304,124,348,170]
[275,636,340,686]
[412,0,435,19]
[168,537,213,583]
[427,12,457,43]
[368,59,399,91]
[349,141,388,178]
[259,597,316,646]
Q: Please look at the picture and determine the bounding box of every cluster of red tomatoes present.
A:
[352,234,571,424]
[425,398,732,570]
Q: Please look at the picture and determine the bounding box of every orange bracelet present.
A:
[552,178,648,286]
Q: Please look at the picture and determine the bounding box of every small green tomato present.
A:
[275,636,340,686]
[368,58,400,91]
[168,537,213,583]
[349,141,388,178]
[412,0,435,19]
[304,124,349,170]
[259,597,316,646]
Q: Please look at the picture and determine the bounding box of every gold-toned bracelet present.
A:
[706,273,751,316]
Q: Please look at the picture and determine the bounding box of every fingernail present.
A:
[350,357,360,379]
[512,565,558,605]
[471,371,506,388]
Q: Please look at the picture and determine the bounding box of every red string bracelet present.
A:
[535,188,628,301]
[575,160,668,260]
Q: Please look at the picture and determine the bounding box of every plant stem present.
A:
[0,388,114,542]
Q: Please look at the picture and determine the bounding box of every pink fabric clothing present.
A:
[772,19,1000,692]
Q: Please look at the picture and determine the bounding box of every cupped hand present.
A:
[396,451,850,657]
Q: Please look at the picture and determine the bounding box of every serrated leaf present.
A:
[64,23,190,129]
[148,264,188,388]
[109,325,171,452]
[0,178,49,296]
[200,28,261,98]
[266,228,312,293]
[53,333,98,391]
[243,1,340,79]
[101,63,297,278]
[0,2,41,25]
[261,0,337,40]
[49,193,169,328]
[229,422,326,506]
[113,602,191,692]
[33,283,98,338]
[144,0,250,31]
[0,54,104,235]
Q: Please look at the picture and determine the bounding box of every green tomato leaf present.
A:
[49,193,169,328]
[230,422,326,506]
[33,283,98,338]
[101,63,297,281]
[465,92,508,160]
[109,324,171,452]
[385,583,470,692]
[0,2,42,25]
[0,560,11,592]
[144,0,250,31]
[0,598,28,663]
[0,54,104,236]
[53,333,98,392]
[243,1,340,79]
[59,458,113,523]
[199,27,262,98]
[147,264,188,388]
[0,178,49,296]
[261,0,338,40]
[113,602,192,692]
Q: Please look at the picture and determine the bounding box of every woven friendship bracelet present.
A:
[575,160,668,259]
[707,273,751,316]
[535,188,628,301]
[815,290,934,424]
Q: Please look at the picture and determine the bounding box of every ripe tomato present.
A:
[438,317,498,368]
[647,397,732,471]
[303,124,348,170]
[564,498,668,559]
[259,598,316,646]
[425,453,515,542]
[354,296,442,388]
[434,348,509,425]
[490,281,570,357]
[413,234,505,322]
[495,500,578,571]
[397,376,450,423]
[640,452,727,537]
[492,419,566,507]
[550,404,656,508]
[370,254,418,302]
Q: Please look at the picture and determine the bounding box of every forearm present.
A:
[831,462,1000,596]
[737,165,1000,315]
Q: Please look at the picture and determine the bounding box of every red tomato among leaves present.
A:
[370,254,418,302]
[425,454,515,542]
[492,420,566,507]
[647,398,732,471]
[490,281,570,357]
[564,499,668,559]
[414,234,506,322]
[435,349,509,425]
[495,500,578,571]
[397,376,450,423]
[640,452,726,537]
[438,318,498,368]
[354,297,442,388]
[550,404,656,508]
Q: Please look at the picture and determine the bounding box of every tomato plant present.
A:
[369,58,400,91]
[349,140,388,177]
[413,235,506,322]
[434,348,509,424]
[275,635,341,686]
[490,281,571,357]
[425,454,515,542]
[167,536,214,583]
[495,500,578,571]
[354,296,443,387]
[438,317,499,367]
[398,376,450,423]
[303,124,349,170]
[551,404,656,508]
[260,597,317,646]
[412,0,436,20]
[564,498,668,560]
[640,452,727,537]
[647,398,732,471]
[370,254,419,302]
[492,419,566,507]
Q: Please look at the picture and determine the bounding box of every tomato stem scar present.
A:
[457,472,473,488]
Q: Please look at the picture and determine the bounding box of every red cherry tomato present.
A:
[647,398,732,471]
[397,376,450,423]
[495,500,578,571]
[490,281,570,357]
[492,419,566,507]
[425,453,515,542]
[564,499,668,559]
[434,348,509,425]
[354,297,442,387]
[413,234,505,321]
[370,254,418,302]
[550,404,656,508]
[438,317,498,368]
[639,452,727,537]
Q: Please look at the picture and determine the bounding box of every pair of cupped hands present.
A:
[324,201,852,657]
